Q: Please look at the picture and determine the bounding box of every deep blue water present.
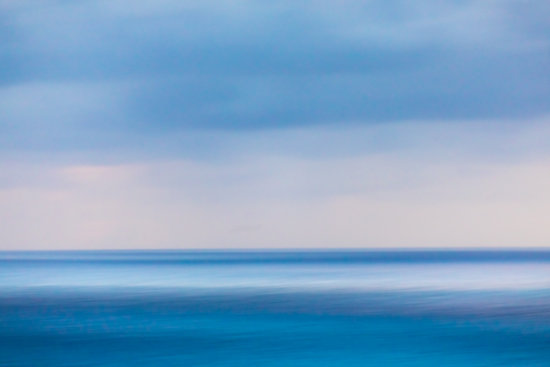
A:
[1,250,550,366]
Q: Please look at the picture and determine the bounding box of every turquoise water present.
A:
[1,251,550,366]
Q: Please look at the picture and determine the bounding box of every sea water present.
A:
[1,250,549,366]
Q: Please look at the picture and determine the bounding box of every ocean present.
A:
[1,250,549,366]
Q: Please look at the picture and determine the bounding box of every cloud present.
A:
[1,0,548,138]
[1,1,549,249]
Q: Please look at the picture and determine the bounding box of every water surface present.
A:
[1,250,549,366]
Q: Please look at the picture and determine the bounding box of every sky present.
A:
[1,0,549,250]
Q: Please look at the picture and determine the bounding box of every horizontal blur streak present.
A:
[1,251,550,366]
[1,250,550,292]
[3,249,550,263]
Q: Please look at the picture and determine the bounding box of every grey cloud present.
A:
[4,0,548,82]
[130,49,549,130]
[0,0,548,153]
